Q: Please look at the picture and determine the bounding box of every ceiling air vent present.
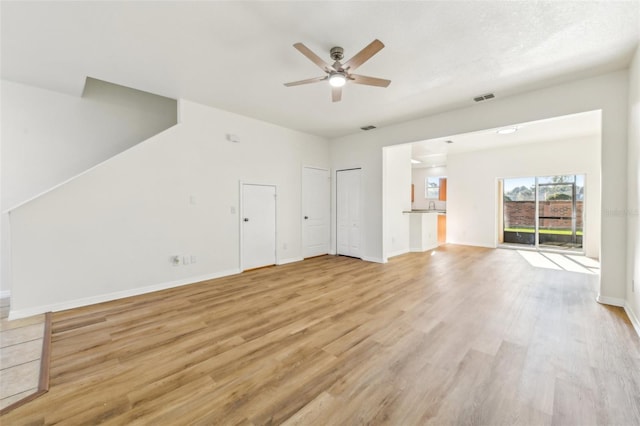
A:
[474,93,495,102]
[360,125,377,131]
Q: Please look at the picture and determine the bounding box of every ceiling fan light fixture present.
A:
[329,72,347,87]
[285,40,389,101]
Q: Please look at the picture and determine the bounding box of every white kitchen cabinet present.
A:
[408,212,439,252]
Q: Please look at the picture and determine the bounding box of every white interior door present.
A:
[336,168,361,258]
[242,184,276,270]
[302,167,330,258]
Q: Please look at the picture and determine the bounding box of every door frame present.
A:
[239,181,278,271]
[302,165,330,259]
[335,167,363,259]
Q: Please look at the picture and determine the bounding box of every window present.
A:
[425,176,442,199]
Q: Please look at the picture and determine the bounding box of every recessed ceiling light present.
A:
[411,159,421,164]
[497,127,518,135]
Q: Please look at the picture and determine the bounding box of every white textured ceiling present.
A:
[2,1,639,138]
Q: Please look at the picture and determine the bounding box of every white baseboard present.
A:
[0,290,10,299]
[277,257,303,265]
[596,294,626,307]
[624,304,640,338]
[361,256,386,264]
[8,268,240,320]
[596,295,640,338]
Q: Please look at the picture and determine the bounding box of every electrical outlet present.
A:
[183,256,190,265]
[191,255,197,264]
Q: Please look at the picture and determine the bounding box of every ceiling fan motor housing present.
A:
[330,46,344,61]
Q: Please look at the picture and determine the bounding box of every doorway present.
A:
[302,167,330,258]
[336,168,362,258]
[241,183,276,270]
[500,174,585,252]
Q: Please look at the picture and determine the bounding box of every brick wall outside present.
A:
[504,201,583,230]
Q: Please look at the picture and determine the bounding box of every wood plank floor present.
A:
[2,245,639,425]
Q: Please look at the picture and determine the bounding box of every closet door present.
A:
[336,168,362,258]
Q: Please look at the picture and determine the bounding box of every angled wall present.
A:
[8,99,329,317]
[1,78,178,296]
[1,78,178,210]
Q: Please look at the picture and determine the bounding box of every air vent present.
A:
[360,125,377,131]
[473,93,495,102]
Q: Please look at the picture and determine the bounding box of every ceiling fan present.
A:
[284,39,391,102]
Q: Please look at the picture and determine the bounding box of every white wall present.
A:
[8,99,329,317]
[446,135,600,257]
[330,70,629,304]
[626,44,640,334]
[383,144,412,259]
[412,166,448,211]
[0,78,178,296]
[1,78,178,210]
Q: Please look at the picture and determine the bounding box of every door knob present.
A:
[304,216,309,220]
[244,218,249,222]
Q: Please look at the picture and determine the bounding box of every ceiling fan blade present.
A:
[293,43,336,72]
[342,39,385,71]
[349,74,391,87]
[332,86,342,102]
[283,76,327,87]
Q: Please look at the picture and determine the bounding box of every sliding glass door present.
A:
[501,174,584,251]
[502,177,536,246]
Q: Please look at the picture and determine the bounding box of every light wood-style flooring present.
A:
[2,245,639,425]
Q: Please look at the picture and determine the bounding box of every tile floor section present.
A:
[0,298,45,411]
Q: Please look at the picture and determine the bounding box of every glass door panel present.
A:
[537,175,582,250]
[502,177,536,246]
